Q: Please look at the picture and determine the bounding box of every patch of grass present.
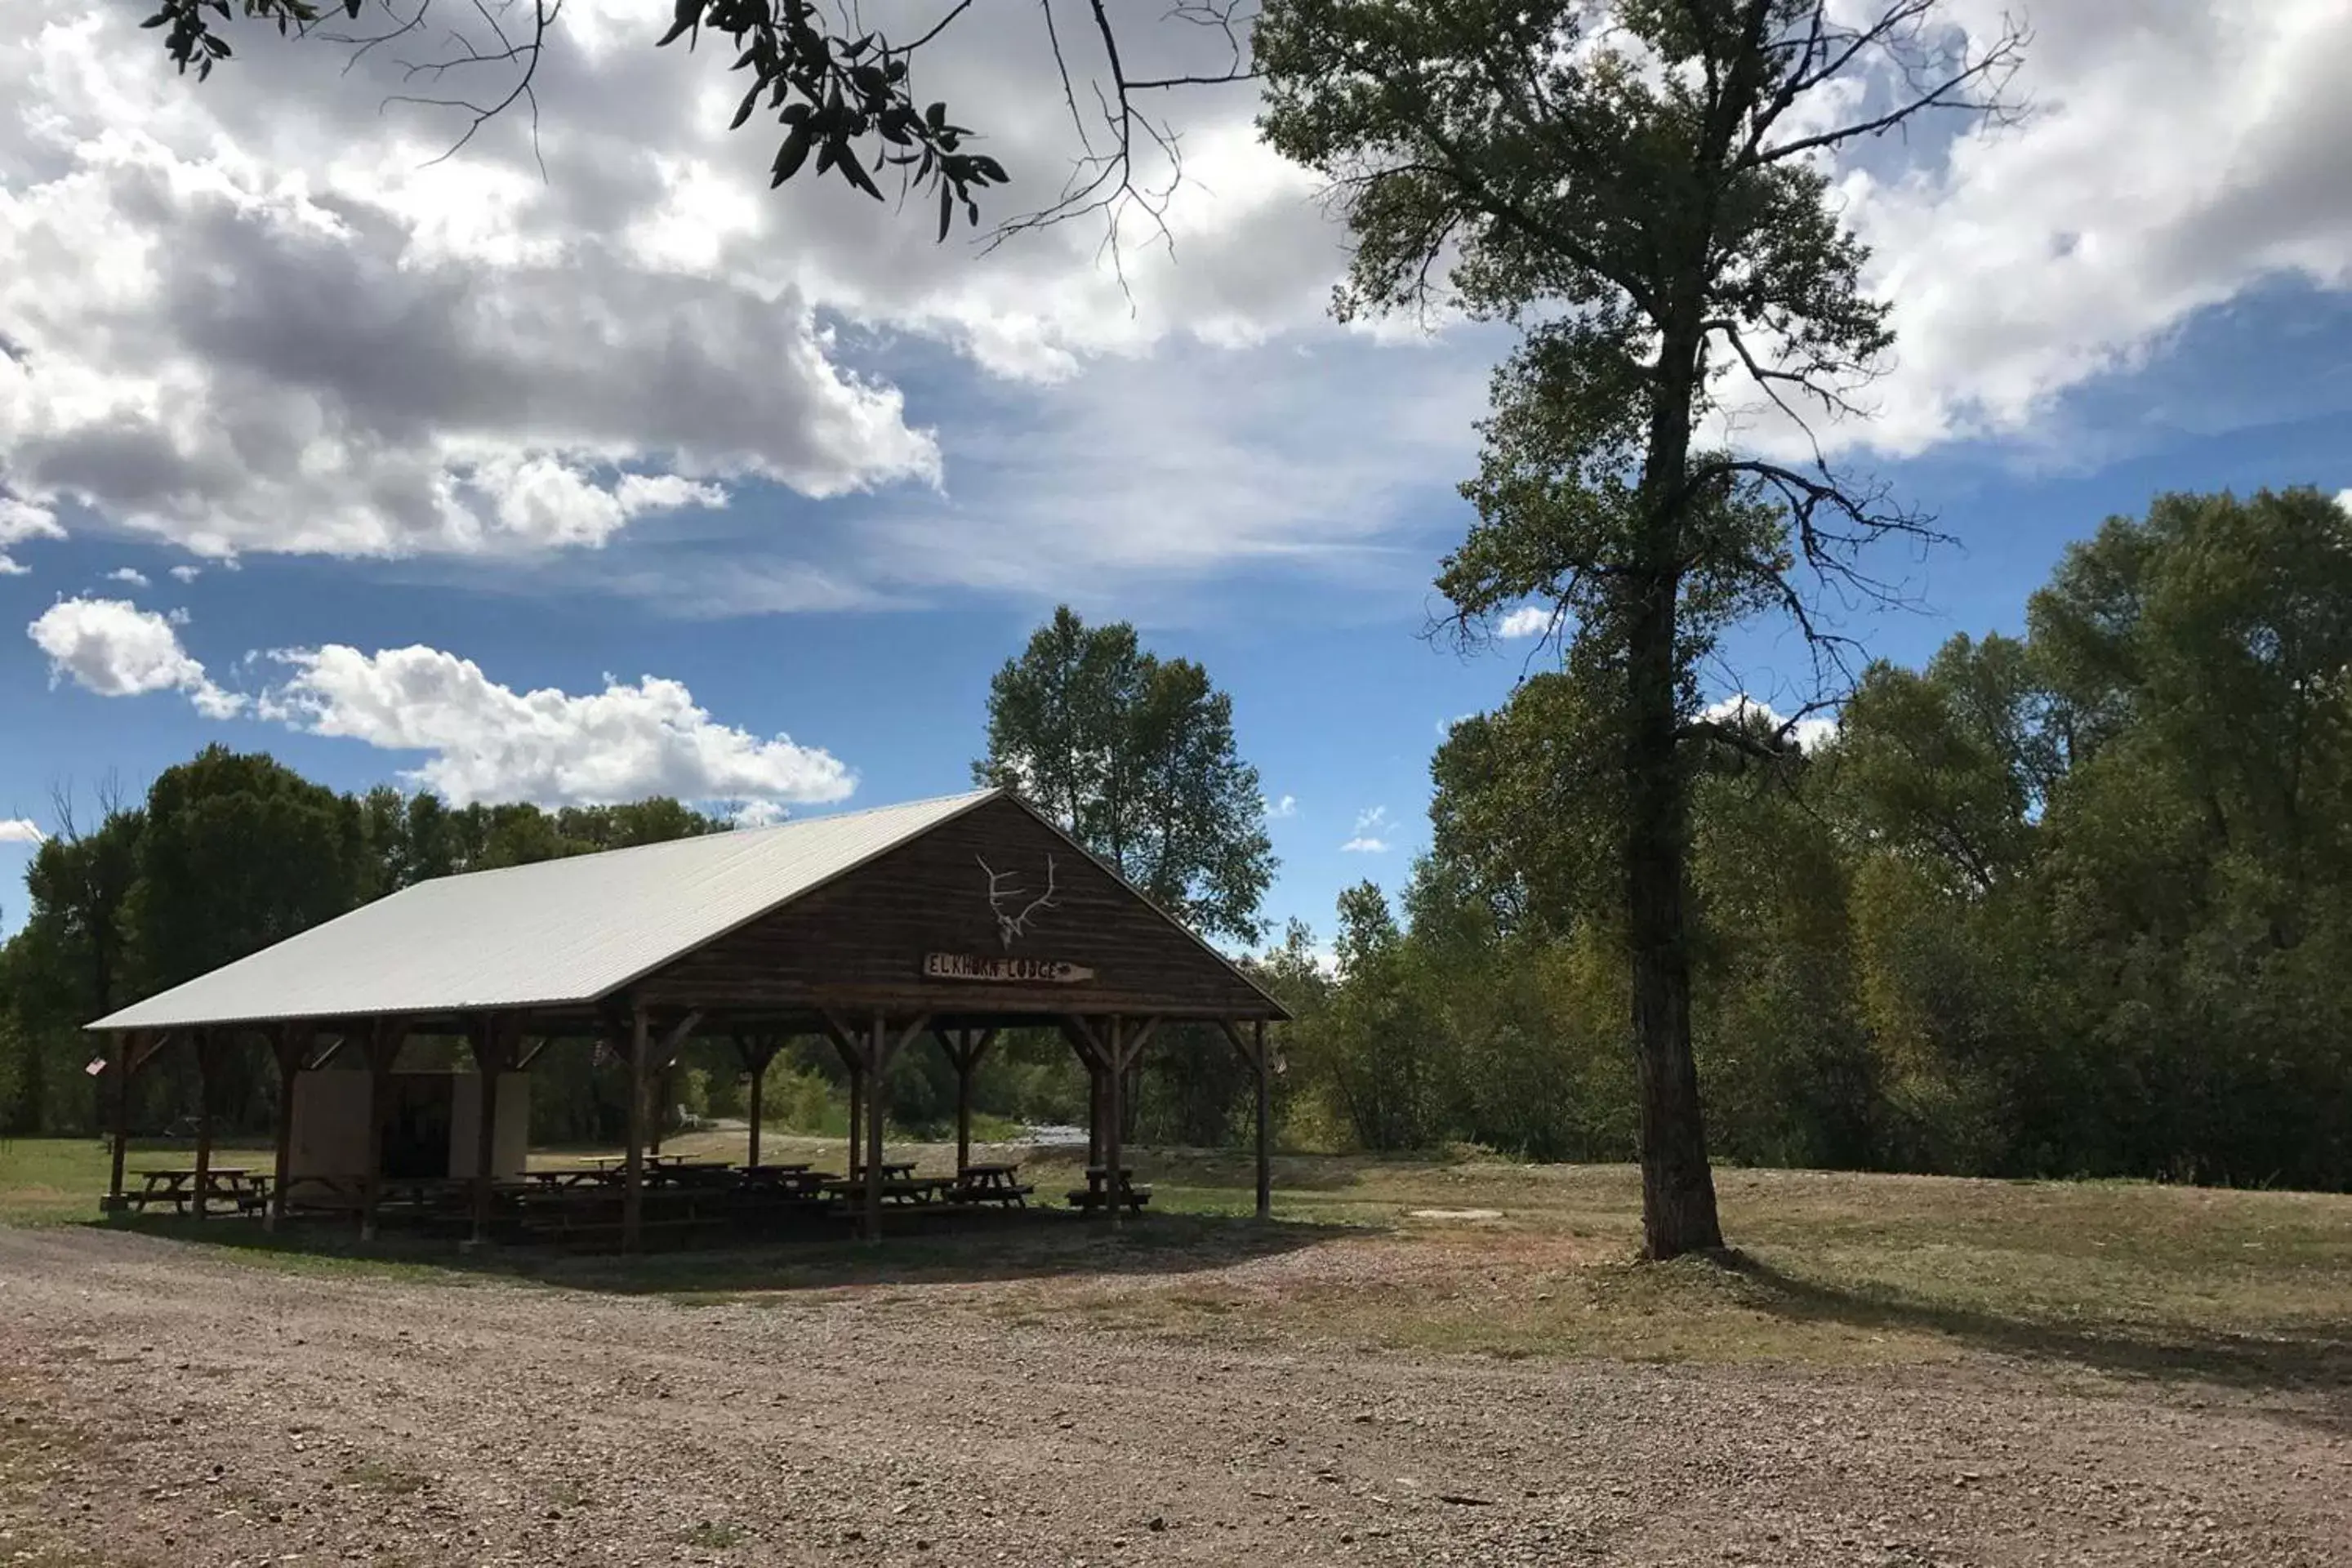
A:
[15,1133,2350,1389]
[0,1138,275,1227]
[342,1459,428,1495]
[683,1520,746,1548]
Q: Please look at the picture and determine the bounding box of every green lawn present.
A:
[7,1134,2347,1386]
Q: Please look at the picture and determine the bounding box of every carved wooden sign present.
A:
[923,953,1096,984]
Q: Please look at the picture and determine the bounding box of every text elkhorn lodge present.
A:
[921,953,1095,984]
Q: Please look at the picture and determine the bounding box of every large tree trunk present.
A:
[1625,325,1726,1263]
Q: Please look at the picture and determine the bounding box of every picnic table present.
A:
[822,1170,954,1206]
[644,1160,736,1188]
[524,1167,609,1191]
[127,1167,268,1216]
[735,1164,828,1197]
[952,1163,1033,1207]
[1066,1165,1152,1214]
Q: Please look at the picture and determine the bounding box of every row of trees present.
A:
[8,492,2348,1200]
[0,754,729,1139]
[0,605,1277,1152]
[113,0,2068,1256]
[1266,489,2352,1193]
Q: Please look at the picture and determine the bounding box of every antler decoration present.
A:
[978,854,1060,950]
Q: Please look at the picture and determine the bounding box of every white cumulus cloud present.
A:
[105,567,149,587]
[26,596,243,717]
[168,564,202,583]
[0,496,64,576]
[0,818,47,845]
[256,644,855,810]
[1496,606,1555,639]
[1342,804,1394,854]
[1826,0,2352,455]
[1266,793,1298,819]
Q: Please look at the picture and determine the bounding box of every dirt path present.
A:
[1,1227,2345,1567]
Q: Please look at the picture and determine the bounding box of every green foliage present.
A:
[1278,488,2352,1192]
[0,750,727,1142]
[975,606,1277,1150]
[976,606,1276,945]
[137,746,373,991]
[1259,0,2023,1258]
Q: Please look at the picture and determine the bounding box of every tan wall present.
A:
[448,1072,531,1179]
[289,1071,530,1180]
[290,1072,373,1179]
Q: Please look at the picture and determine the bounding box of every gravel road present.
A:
[1,1227,2344,1566]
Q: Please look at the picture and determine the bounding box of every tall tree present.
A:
[975,606,1275,944]
[1259,0,2023,1255]
[136,746,376,991]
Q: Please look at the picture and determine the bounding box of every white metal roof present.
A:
[89,790,998,1031]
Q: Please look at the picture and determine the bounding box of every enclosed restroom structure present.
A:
[88,789,1288,1248]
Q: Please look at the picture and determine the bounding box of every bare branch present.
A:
[1744,2,2029,168]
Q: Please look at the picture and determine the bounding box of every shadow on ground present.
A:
[88,1206,1358,1297]
[1726,1250,2352,1423]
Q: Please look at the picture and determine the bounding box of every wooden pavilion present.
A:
[86,789,1289,1250]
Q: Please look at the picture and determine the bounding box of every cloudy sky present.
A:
[4,0,2350,942]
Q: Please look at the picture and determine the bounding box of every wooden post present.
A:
[1103,1016,1125,1228]
[1087,1060,1105,1168]
[846,1062,864,1178]
[742,1036,770,1171]
[952,1030,973,1178]
[1254,1019,1272,1220]
[190,1029,216,1221]
[359,1019,401,1241]
[624,1002,648,1254]
[268,1023,306,1232]
[649,1059,667,1158]
[106,1031,131,1214]
[862,1013,886,1242]
[466,1015,509,1246]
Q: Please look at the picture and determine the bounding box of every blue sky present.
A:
[5,2,2351,944]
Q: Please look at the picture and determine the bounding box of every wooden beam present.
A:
[191,1028,219,1222]
[128,1029,175,1077]
[1253,1019,1272,1220]
[862,1013,884,1241]
[466,1013,513,1246]
[1103,1015,1125,1229]
[734,1031,781,1170]
[105,1031,131,1214]
[359,1018,406,1242]
[624,1000,648,1254]
[1117,1016,1161,1071]
[647,1009,706,1159]
[302,1034,346,1072]
[652,1010,706,1070]
[514,1035,555,1073]
[858,1014,929,1241]
[268,1021,310,1232]
[1061,1015,1108,1071]
[816,1009,866,1178]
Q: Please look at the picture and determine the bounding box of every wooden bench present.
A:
[952,1180,1035,1207]
[1065,1183,1152,1214]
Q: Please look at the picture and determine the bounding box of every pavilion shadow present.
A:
[97,1206,1362,1297]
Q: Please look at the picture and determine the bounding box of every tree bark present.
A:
[1624,318,1725,1262]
